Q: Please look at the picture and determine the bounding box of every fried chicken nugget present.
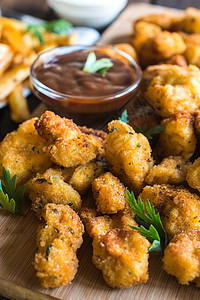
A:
[0,118,52,186]
[137,13,180,30]
[163,229,200,287]
[145,156,191,185]
[139,31,186,68]
[80,208,150,288]
[179,8,200,34]
[143,64,200,118]
[26,168,82,216]
[35,203,84,288]
[105,120,152,194]
[61,161,106,195]
[156,112,196,159]
[139,184,200,240]
[180,32,200,67]
[92,172,126,214]
[186,157,200,192]
[35,111,102,168]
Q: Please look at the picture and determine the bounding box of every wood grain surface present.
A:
[0,3,200,300]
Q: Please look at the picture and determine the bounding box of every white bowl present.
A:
[47,0,128,29]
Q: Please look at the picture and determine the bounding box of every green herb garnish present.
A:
[137,124,165,140]
[83,52,113,75]
[0,166,25,215]
[42,19,73,35]
[126,189,168,252]
[26,24,44,44]
[26,19,73,44]
[118,109,128,124]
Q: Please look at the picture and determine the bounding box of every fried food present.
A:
[143,64,200,118]
[34,203,84,288]
[139,184,200,240]
[0,43,13,77]
[0,118,52,186]
[186,157,200,192]
[26,168,82,216]
[163,229,200,287]
[112,43,138,61]
[8,83,30,123]
[137,13,180,30]
[179,7,200,34]
[164,54,187,67]
[156,112,196,159]
[145,156,191,186]
[105,120,152,194]
[62,161,106,195]
[92,172,126,214]
[80,208,150,288]
[180,33,200,67]
[139,31,186,68]
[35,111,102,168]
[131,21,161,53]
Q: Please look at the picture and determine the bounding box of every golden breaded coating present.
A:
[139,184,200,240]
[163,229,200,287]
[35,111,101,168]
[186,157,200,192]
[26,168,82,216]
[35,203,84,288]
[92,172,126,214]
[0,118,52,186]
[145,156,191,185]
[143,64,200,118]
[65,161,106,195]
[194,110,200,139]
[131,21,161,53]
[105,120,152,194]
[180,33,200,67]
[180,7,200,34]
[137,13,181,30]
[139,31,186,68]
[164,54,187,67]
[93,229,150,289]
[156,112,196,159]
[112,43,138,62]
[80,208,150,288]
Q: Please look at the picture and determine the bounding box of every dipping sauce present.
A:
[34,51,135,97]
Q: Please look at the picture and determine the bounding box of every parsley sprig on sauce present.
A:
[83,52,113,75]
[0,166,25,215]
[127,189,168,252]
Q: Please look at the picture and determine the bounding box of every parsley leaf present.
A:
[42,19,73,35]
[0,167,25,215]
[137,124,165,140]
[26,25,44,44]
[126,189,168,252]
[118,110,128,124]
[83,52,113,75]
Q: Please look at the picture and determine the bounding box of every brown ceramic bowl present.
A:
[30,45,142,126]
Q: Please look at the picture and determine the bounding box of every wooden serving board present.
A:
[1,3,200,300]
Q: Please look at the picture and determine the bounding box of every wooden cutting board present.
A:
[1,3,200,300]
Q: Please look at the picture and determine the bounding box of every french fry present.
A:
[0,43,13,76]
[8,83,30,123]
[0,17,26,32]
[0,64,30,100]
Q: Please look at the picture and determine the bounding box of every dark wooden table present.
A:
[0,0,200,299]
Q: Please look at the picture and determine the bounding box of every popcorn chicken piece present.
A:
[80,208,150,288]
[139,184,200,240]
[63,161,105,195]
[35,203,84,288]
[105,120,152,194]
[157,112,196,159]
[92,172,126,214]
[137,13,181,30]
[26,168,82,216]
[131,21,161,53]
[35,111,102,168]
[139,31,186,68]
[112,43,138,62]
[0,118,52,186]
[180,7,200,34]
[186,157,200,192]
[143,64,200,118]
[145,156,191,185]
[163,229,200,287]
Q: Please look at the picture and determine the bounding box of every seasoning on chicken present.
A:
[35,203,84,288]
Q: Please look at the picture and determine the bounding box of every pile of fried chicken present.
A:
[2,7,200,291]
